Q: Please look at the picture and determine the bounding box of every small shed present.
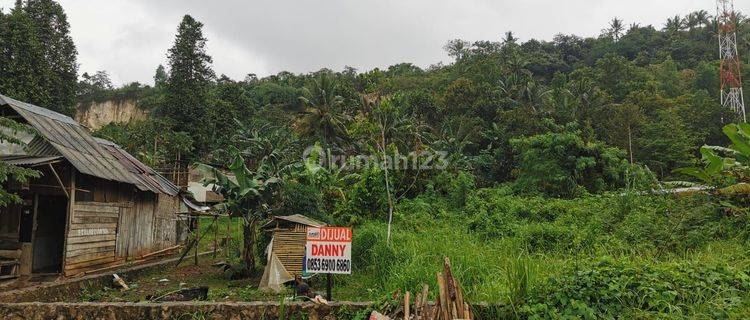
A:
[259,214,325,291]
[0,94,187,279]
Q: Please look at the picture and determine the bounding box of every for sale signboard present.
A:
[304,227,352,274]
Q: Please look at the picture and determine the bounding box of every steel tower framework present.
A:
[717,0,746,122]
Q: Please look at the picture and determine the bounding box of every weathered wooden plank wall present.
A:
[64,194,180,275]
[64,202,122,275]
[152,194,178,250]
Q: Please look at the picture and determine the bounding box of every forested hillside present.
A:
[75,12,748,187]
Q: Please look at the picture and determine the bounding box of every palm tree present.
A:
[665,15,685,34]
[693,10,711,28]
[502,31,517,45]
[296,73,349,147]
[603,17,625,41]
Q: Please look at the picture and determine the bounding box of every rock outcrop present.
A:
[75,99,148,130]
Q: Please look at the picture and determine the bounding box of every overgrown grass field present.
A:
[148,186,750,318]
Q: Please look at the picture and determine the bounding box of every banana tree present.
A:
[196,146,279,275]
[673,123,750,212]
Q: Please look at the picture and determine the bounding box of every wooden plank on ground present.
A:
[65,257,123,275]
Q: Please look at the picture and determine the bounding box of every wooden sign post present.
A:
[304,227,352,301]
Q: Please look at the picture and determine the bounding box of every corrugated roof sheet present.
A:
[95,137,179,196]
[0,155,63,166]
[262,214,327,229]
[0,93,176,195]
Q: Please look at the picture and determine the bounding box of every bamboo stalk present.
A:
[437,272,449,320]
[404,291,411,320]
[414,293,422,320]
[421,283,430,319]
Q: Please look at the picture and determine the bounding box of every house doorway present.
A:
[32,196,67,273]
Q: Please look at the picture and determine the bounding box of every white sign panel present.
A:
[304,227,352,274]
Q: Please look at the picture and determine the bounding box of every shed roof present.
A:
[95,138,180,196]
[0,93,177,195]
[0,155,63,166]
[262,214,326,229]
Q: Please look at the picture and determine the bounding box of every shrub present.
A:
[429,170,477,208]
[516,222,576,252]
[276,181,325,221]
[511,121,629,198]
[521,259,750,318]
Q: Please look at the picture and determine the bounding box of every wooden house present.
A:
[260,214,326,284]
[0,94,186,279]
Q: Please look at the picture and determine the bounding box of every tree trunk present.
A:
[381,127,395,245]
[242,217,258,275]
[627,124,634,165]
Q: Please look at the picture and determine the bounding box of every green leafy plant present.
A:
[196,146,280,275]
[673,123,750,213]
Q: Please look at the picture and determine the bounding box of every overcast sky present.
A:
[1,0,748,85]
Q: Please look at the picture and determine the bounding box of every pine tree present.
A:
[162,15,215,155]
[154,64,167,88]
[23,0,78,116]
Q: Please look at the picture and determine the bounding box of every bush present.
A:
[463,187,741,254]
[516,222,576,252]
[337,165,388,224]
[511,121,629,198]
[428,170,477,208]
[276,181,325,222]
[521,258,750,318]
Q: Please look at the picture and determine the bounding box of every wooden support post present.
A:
[326,273,333,301]
[48,164,69,198]
[226,216,230,259]
[213,215,218,259]
[62,167,75,275]
[194,221,199,266]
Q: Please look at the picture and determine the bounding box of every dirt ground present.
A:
[78,255,284,302]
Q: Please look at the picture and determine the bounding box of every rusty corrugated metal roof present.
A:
[0,93,175,195]
[0,155,63,166]
[95,137,179,196]
[262,214,327,229]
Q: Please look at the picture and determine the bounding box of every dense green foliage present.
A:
[0,117,39,206]
[0,0,77,115]
[338,187,750,318]
[4,2,750,317]
[511,121,629,198]
[90,12,750,190]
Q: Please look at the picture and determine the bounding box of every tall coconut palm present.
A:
[665,15,685,34]
[603,17,625,41]
[693,10,711,28]
[296,73,349,148]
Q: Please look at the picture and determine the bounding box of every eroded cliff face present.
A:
[75,99,148,130]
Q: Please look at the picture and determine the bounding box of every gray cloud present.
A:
[2,0,747,85]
